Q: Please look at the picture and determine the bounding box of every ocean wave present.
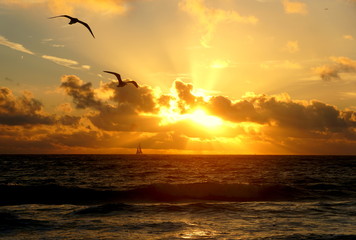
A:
[72,203,136,215]
[4,179,355,206]
[0,211,49,232]
[123,221,189,232]
[0,182,306,205]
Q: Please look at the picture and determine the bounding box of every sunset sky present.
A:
[0,0,355,154]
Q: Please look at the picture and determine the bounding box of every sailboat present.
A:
[136,144,143,155]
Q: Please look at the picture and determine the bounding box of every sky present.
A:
[0,0,355,154]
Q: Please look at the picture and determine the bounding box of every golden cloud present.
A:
[283,40,300,53]
[179,0,258,47]
[343,35,354,40]
[282,0,308,15]
[0,35,34,55]
[260,60,302,70]
[0,0,130,15]
[42,55,79,68]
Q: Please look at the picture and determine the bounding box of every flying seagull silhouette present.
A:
[103,71,139,88]
[49,15,95,38]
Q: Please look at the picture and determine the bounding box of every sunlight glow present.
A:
[159,108,223,129]
[189,109,223,127]
[210,59,230,69]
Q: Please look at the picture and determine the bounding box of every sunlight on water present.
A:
[180,228,217,239]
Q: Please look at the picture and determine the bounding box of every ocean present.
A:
[0,154,355,240]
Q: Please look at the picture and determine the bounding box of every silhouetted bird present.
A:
[49,15,95,38]
[103,71,139,88]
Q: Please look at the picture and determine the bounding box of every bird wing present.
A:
[48,15,72,19]
[78,20,95,38]
[103,71,123,83]
[127,81,139,88]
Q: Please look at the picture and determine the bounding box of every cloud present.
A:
[60,75,159,132]
[48,76,356,142]
[179,0,258,47]
[0,87,53,125]
[260,60,302,70]
[0,0,129,15]
[282,0,308,15]
[42,55,90,70]
[41,38,65,48]
[0,35,34,55]
[60,75,103,109]
[42,55,79,68]
[107,81,158,114]
[313,56,356,81]
[81,65,91,70]
[343,35,354,40]
[283,40,299,53]
[0,35,90,70]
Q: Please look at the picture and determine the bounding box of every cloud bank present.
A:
[0,76,355,154]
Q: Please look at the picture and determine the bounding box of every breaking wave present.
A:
[0,181,349,206]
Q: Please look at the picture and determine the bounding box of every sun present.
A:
[158,107,223,129]
[188,109,223,128]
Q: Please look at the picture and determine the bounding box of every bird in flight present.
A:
[49,15,95,38]
[103,71,139,88]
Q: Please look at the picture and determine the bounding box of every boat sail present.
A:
[136,144,143,154]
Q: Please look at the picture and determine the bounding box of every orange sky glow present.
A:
[0,0,355,154]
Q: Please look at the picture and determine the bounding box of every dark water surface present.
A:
[0,155,355,239]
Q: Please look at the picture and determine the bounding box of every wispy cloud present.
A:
[179,0,258,48]
[283,40,300,53]
[0,0,129,15]
[282,0,308,15]
[343,35,354,40]
[41,38,65,48]
[42,55,79,68]
[41,55,90,70]
[260,60,302,70]
[81,65,91,70]
[0,35,34,55]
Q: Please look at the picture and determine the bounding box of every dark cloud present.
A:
[59,75,161,131]
[206,93,356,137]
[313,56,356,81]
[143,131,189,150]
[57,115,81,126]
[157,95,172,108]
[61,75,158,114]
[84,99,166,132]
[60,75,103,109]
[262,96,354,133]
[0,87,54,125]
[106,81,158,113]
[207,96,258,122]
[174,80,204,113]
